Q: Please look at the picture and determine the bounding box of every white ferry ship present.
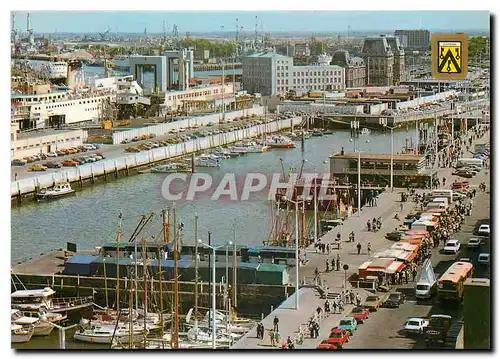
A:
[46,62,68,80]
[11,89,112,131]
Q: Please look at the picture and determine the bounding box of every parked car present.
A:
[385,231,405,241]
[83,144,97,150]
[121,138,132,144]
[28,164,47,171]
[452,170,473,178]
[125,146,141,153]
[44,161,62,169]
[477,224,490,236]
[11,159,27,166]
[337,317,357,334]
[316,340,341,350]
[452,181,469,190]
[403,318,429,335]
[478,253,490,266]
[56,150,66,156]
[46,151,58,157]
[467,237,481,250]
[363,295,383,311]
[62,160,79,167]
[131,136,140,142]
[326,328,350,346]
[383,292,405,308]
[349,307,370,323]
[443,239,461,254]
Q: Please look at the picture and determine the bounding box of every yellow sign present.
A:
[431,33,468,80]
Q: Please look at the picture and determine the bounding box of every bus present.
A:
[437,261,474,301]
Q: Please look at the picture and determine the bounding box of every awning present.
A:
[391,242,418,252]
[406,229,429,237]
[386,261,406,274]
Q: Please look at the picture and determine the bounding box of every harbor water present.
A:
[11,129,423,265]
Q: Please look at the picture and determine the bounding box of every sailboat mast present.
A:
[194,213,199,334]
[157,246,164,347]
[142,239,148,347]
[232,233,237,308]
[173,204,179,348]
[116,212,122,312]
[128,281,133,348]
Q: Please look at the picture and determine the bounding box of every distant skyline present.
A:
[11,11,490,34]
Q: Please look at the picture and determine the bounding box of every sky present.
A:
[11,11,490,34]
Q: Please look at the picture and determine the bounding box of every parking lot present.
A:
[11,114,278,182]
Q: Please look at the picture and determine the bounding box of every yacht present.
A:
[360,128,371,135]
[11,287,93,314]
[11,309,54,336]
[73,323,147,344]
[150,163,191,173]
[194,157,220,167]
[11,323,34,343]
[266,135,296,149]
[36,182,75,200]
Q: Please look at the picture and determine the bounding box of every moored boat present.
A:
[36,182,75,200]
[11,323,34,343]
[11,309,55,336]
[73,323,146,344]
[266,135,296,149]
[11,287,93,315]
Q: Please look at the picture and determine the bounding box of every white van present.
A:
[426,202,447,211]
[415,259,437,299]
[432,197,449,207]
[431,189,453,203]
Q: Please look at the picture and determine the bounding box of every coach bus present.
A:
[437,261,474,301]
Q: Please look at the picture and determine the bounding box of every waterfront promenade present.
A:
[233,126,489,349]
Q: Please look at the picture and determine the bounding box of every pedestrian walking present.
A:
[274,330,281,346]
[412,268,418,282]
[336,254,340,271]
[349,290,355,304]
[367,242,371,256]
[309,322,315,338]
[325,259,330,272]
[331,258,336,271]
[404,270,409,284]
[314,322,320,338]
[270,329,275,347]
[338,299,344,313]
[357,242,362,255]
[400,202,404,211]
[273,316,279,331]
[355,293,361,306]
[287,336,294,349]
[324,299,330,313]
[349,231,355,242]
[332,299,338,313]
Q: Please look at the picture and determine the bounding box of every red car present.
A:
[316,340,341,350]
[327,328,350,346]
[349,306,370,323]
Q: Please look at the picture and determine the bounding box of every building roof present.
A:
[293,64,343,70]
[385,36,405,55]
[330,152,422,161]
[246,51,291,60]
[362,36,393,56]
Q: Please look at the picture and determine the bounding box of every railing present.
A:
[52,296,93,309]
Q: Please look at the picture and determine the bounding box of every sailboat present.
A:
[73,323,147,344]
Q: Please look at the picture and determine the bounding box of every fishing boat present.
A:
[151,163,191,173]
[73,323,147,344]
[11,323,34,343]
[36,182,75,200]
[266,135,296,149]
[11,309,54,336]
[11,287,93,314]
[360,128,371,135]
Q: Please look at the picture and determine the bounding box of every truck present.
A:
[423,314,452,346]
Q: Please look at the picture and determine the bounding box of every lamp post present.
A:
[198,239,233,349]
[281,195,311,310]
[380,118,398,192]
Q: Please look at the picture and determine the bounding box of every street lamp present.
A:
[281,195,311,310]
[380,118,399,192]
[198,238,233,349]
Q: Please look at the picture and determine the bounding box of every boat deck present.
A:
[12,249,94,276]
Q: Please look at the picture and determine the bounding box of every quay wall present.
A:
[12,272,293,317]
[11,116,303,200]
[112,106,265,144]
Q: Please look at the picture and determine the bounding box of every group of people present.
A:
[324,253,341,272]
[366,217,382,232]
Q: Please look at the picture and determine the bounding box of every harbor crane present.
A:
[99,27,111,41]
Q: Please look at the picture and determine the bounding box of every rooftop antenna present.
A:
[254,15,259,48]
